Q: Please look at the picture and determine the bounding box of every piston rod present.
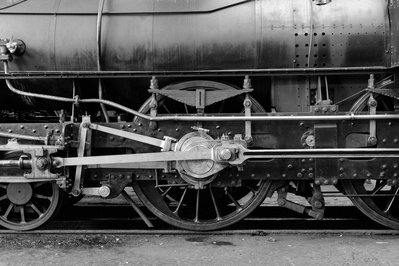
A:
[0,158,31,169]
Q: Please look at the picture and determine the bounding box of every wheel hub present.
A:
[175,132,227,187]
[7,183,33,205]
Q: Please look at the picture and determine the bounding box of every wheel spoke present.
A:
[34,193,52,201]
[161,187,172,198]
[0,184,7,189]
[184,104,189,114]
[173,187,187,214]
[2,203,14,219]
[0,194,8,201]
[225,188,242,211]
[162,104,171,114]
[20,206,26,224]
[371,180,387,195]
[243,184,256,194]
[194,189,200,223]
[209,186,221,221]
[30,203,43,217]
[218,100,225,113]
[383,187,399,214]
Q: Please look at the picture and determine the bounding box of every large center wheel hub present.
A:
[175,132,226,187]
[7,183,33,205]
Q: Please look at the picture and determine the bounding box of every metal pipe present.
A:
[96,0,110,123]
[244,147,399,154]
[1,67,392,79]
[4,62,399,123]
[238,147,399,161]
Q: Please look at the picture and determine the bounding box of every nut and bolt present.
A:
[99,185,111,198]
[219,149,232,161]
[313,200,323,209]
[36,157,50,170]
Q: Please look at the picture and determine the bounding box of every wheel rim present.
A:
[341,180,399,229]
[133,179,271,231]
[0,181,60,230]
[133,80,271,230]
[341,87,399,229]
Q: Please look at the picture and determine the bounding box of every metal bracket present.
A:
[72,116,91,196]
[276,187,323,219]
[0,139,61,182]
[368,95,378,146]
[149,77,159,129]
[243,76,253,145]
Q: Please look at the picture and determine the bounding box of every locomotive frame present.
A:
[0,0,398,231]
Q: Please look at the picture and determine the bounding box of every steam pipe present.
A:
[3,61,399,122]
[96,0,110,123]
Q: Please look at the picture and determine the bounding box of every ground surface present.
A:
[0,233,398,266]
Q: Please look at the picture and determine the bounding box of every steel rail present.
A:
[0,229,396,235]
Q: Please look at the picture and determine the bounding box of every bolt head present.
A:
[277,199,286,206]
[99,186,111,198]
[36,157,49,170]
[368,136,377,146]
[219,149,232,161]
[313,201,323,209]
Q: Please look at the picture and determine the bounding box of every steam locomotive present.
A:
[0,0,398,231]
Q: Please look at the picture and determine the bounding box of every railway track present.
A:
[0,205,396,235]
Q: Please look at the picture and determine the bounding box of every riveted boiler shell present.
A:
[0,0,390,109]
[0,0,389,72]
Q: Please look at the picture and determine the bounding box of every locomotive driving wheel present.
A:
[0,181,60,230]
[133,179,271,231]
[340,86,399,229]
[341,180,399,229]
[133,80,272,230]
